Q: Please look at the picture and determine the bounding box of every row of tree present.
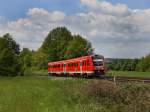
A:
[0,27,150,76]
[107,54,150,72]
[107,59,139,71]
[0,27,93,76]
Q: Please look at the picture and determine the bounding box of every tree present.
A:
[0,34,21,76]
[20,48,33,72]
[64,35,92,59]
[136,54,150,72]
[41,27,73,61]
[2,33,20,55]
[32,48,48,69]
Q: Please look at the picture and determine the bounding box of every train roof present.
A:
[48,55,92,65]
[48,54,104,65]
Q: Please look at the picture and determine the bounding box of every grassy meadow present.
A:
[107,71,150,78]
[0,76,149,112]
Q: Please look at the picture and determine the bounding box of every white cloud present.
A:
[0,1,150,58]
[27,8,65,22]
[80,0,130,16]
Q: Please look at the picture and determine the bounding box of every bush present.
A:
[82,80,150,112]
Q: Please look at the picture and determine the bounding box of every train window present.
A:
[80,62,82,66]
[87,60,89,66]
[82,61,85,66]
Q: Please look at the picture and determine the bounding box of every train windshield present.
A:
[92,54,104,66]
[93,59,103,66]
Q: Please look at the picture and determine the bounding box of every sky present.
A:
[0,0,150,58]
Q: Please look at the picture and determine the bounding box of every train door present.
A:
[63,64,66,75]
[80,61,82,75]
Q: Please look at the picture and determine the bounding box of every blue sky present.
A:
[0,0,150,58]
[0,0,81,20]
[107,0,150,9]
[0,0,150,20]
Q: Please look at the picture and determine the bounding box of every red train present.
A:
[48,54,106,77]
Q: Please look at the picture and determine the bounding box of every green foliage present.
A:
[64,35,92,59]
[33,27,73,69]
[20,48,33,73]
[1,33,20,55]
[41,27,73,61]
[32,49,48,69]
[136,54,150,72]
[0,34,21,76]
[108,59,139,71]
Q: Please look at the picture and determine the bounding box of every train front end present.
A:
[92,54,105,77]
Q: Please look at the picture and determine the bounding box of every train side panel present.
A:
[48,55,104,76]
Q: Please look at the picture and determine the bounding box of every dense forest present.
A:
[0,27,150,76]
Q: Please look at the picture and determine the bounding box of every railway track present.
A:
[39,74,150,83]
[105,76,150,83]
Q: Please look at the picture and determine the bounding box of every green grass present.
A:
[107,71,150,78]
[0,77,83,112]
[0,76,149,112]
